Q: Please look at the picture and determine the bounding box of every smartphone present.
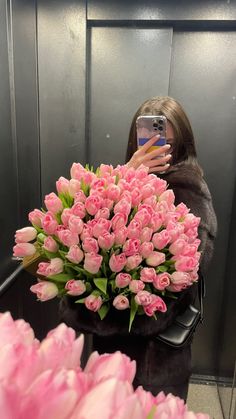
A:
[136,115,167,153]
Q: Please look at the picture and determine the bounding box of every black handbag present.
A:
[155,271,205,348]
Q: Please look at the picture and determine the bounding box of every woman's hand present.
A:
[126,135,172,173]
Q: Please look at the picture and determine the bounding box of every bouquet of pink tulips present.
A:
[0,312,209,418]
[13,163,201,330]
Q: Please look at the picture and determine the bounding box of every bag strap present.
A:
[198,269,205,323]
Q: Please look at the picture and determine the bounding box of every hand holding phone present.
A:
[136,115,167,153]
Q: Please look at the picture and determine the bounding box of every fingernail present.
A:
[166,154,172,158]
[165,144,171,148]
[155,134,160,138]
[166,163,170,167]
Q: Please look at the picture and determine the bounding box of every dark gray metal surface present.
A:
[37,0,87,197]
[11,0,41,224]
[0,0,19,279]
[89,27,172,167]
[88,0,236,21]
[169,31,236,376]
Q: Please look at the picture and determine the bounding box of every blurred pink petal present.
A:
[84,351,136,384]
[39,324,84,371]
[71,378,133,419]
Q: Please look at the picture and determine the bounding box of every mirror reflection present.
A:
[0,1,235,418]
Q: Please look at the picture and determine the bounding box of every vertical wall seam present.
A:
[35,0,42,205]
[167,26,174,96]
[6,0,20,226]
[85,2,91,165]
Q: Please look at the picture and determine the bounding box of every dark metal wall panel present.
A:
[0,0,19,279]
[88,0,236,21]
[169,31,236,375]
[11,0,41,224]
[37,0,87,197]
[89,27,172,167]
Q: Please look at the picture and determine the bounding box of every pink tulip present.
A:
[135,291,153,306]
[74,190,86,203]
[134,208,152,227]
[15,227,37,243]
[71,378,133,419]
[65,280,86,296]
[175,202,190,217]
[140,242,154,258]
[111,212,128,230]
[125,254,142,271]
[130,188,143,207]
[174,256,198,272]
[92,218,111,238]
[68,179,81,197]
[47,258,64,276]
[106,184,121,201]
[85,194,103,216]
[140,227,153,243]
[70,162,86,180]
[127,219,142,239]
[140,267,156,283]
[84,294,102,311]
[66,245,84,264]
[152,230,171,250]
[28,209,45,227]
[114,226,127,245]
[148,213,163,231]
[41,212,58,235]
[82,237,99,253]
[71,202,86,218]
[109,253,127,273]
[144,295,167,316]
[57,229,79,247]
[44,192,63,214]
[43,236,59,253]
[159,189,175,207]
[13,243,36,257]
[68,215,84,234]
[168,271,191,291]
[129,280,145,293]
[95,207,110,220]
[85,351,136,384]
[56,176,70,194]
[169,238,188,255]
[113,295,130,310]
[84,252,103,274]
[114,199,131,217]
[153,272,171,290]
[30,281,59,301]
[98,231,115,250]
[36,262,49,276]
[39,324,84,370]
[0,312,36,347]
[146,251,165,267]
[123,238,141,256]
[183,213,201,230]
[115,273,132,288]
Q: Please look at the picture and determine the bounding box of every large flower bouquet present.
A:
[0,312,208,418]
[13,163,201,331]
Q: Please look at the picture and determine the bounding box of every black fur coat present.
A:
[59,161,217,398]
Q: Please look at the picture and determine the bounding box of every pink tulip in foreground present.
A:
[0,312,209,419]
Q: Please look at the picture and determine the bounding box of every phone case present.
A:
[136,115,167,152]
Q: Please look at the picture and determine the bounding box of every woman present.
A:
[60,96,217,401]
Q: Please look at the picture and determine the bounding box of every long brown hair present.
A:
[126,96,202,175]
